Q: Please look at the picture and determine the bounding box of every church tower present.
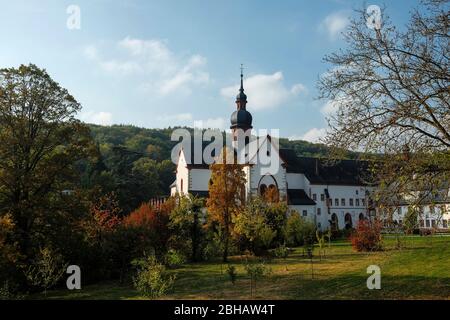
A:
[230,66,253,145]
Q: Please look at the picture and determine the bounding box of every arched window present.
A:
[181,179,184,192]
[345,213,353,229]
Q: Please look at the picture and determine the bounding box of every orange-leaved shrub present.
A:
[350,219,383,252]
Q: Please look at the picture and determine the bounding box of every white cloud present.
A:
[290,83,308,95]
[156,113,194,125]
[194,117,227,130]
[320,11,350,40]
[84,37,209,95]
[155,113,226,130]
[290,127,327,143]
[320,100,339,116]
[79,111,113,126]
[320,97,353,117]
[220,71,307,110]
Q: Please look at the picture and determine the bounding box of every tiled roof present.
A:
[279,148,371,186]
[287,189,316,205]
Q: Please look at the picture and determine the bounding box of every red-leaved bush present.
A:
[123,198,176,257]
[350,219,383,252]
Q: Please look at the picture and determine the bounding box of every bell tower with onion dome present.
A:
[230,65,253,146]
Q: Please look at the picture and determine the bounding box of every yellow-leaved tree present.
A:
[206,146,246,262]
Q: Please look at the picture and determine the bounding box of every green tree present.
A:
[132,255,176,299]
[233,198,277,255]
[132,158,162,201]
[316,230,326,260]
[169,195,206,262]
[0,64,95,263]
[285,211,316,247]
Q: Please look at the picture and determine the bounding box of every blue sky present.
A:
[0,0,422,142]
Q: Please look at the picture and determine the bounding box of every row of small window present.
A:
[422,219,448,228]
[395,205,447,215]
[312,193,366,207]
[396,219,449,228]
[302,208,326,216]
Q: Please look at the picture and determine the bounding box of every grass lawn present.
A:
[35,235,450,300]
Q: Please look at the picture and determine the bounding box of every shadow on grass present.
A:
[275,273,450,300]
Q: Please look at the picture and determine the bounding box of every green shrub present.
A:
[273,244,289,259]
[285,212,316,246]
[165,249,186,268]
[0,281,23,300]
[25,247,67,296]
[132,256,176,299]
[244,260,272,297]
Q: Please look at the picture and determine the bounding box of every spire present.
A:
[240,64,244,93]
[236,64,247,109]
[230,64,252,131]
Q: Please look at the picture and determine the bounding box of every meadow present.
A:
[36,235,450,300]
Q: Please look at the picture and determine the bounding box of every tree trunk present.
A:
[192,212,198,262]
[222,233,229,263]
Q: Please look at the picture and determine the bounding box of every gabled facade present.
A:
[170,70,378,231]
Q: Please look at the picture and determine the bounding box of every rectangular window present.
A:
[426,220,431,228]
[335,198,339,206]
[443,220,448,228]
[431,220,436,228]
[320,194,325,201]
[312,194,317,201]
[362,198,366,206]
[302,210,307,217]
[349,198,354,206]
[328,198,333,206]
[317,208,321,215]
[355,198,360,206]
[341,198,346,206]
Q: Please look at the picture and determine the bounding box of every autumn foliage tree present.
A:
[206,147,246,262]
[124,198,176,258]
[0,214,21,290]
